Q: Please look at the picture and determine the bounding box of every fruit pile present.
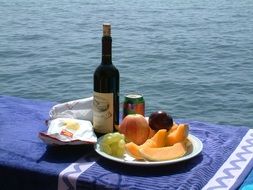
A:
[99,111,190,161]
[125,124,189,161]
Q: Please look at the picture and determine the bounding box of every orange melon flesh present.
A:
[169,123,179,133]
[125,129,168,160]
[125,139,159,160]
[150,129,167,147]
[142,139,157,148]
[139,141,187,161]
[125,142,143,160]
[166,124,189,146]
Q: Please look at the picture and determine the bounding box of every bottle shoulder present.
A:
[94,64,119,76]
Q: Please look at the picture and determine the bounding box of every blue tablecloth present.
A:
[0,95,253,190]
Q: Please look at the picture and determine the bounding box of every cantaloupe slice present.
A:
[125,142,143,160]
[125,129,168,159]
[142,139,157,147]
[150,129,167,147]
[125,140,156,160]
[166,124,189,146]
[169,123,179,133]
[139,141,187,161]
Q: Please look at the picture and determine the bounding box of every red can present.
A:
[123,94,145,118]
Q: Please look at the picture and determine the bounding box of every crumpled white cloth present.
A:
[49,97,93,122]
[39,118,97,145]
[39,97,96,146]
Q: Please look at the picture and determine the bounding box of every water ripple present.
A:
[0,0,253,127]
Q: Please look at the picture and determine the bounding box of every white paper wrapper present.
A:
[39,118,97,146]
[49,97,93,122]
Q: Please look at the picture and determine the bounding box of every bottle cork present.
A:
[103,23,111,37]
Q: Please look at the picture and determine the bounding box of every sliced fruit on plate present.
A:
[166,124,189,146]
[125,129,170,160]
[150,129,168,147]
[125,142,143,160]
[139,141,187,161]
[169,122,179,133]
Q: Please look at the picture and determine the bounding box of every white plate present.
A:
[94,134,203,166]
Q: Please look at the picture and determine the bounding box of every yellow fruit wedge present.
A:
[125,139,158,160]
[166,124,189,146]
[125,142,143,160]
[169,122,179,133]
[125,128,190,161]
[150,129,168,147]
[139,141,187,161]
[125,129,167,160]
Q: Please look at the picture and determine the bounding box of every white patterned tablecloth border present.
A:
[202,129,253,190]
[58,153,96,190]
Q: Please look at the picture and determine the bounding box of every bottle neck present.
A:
[102,36,112,64]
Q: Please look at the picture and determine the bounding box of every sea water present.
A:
[0,0,253,127]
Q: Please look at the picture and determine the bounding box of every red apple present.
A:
[119,114,150,145]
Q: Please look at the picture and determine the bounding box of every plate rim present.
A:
[94,134,203,166]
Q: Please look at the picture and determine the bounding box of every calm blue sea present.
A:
[0,0,253,127]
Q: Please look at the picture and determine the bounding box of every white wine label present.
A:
[93,92,113,133]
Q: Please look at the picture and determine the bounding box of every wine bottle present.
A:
[93,23,120,134]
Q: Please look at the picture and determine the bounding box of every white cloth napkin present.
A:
[39,118,97,145]
[49,97,93,122]
[39,97,96,145]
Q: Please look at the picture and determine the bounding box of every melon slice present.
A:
[125,140,156,160]
[166,124,189,146]
[125,129,168,159]
[169,123,179,133]
[139,141,187,161]
[125,142,143,160]
[150,129,168,147]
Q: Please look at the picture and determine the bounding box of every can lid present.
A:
[124,94,144,103]
[103,23,111,37]
[125,94,142,99]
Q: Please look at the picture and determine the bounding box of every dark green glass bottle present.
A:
[93,23,120,134]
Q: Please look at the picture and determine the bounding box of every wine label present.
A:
[93,92,113,133]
